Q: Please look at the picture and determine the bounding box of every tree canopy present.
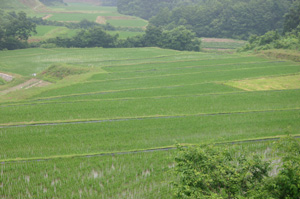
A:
[174,136,300,198]
[118,0,293,39]
[0,10,36,50]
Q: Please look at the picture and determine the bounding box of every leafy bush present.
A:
[174,136,300,198]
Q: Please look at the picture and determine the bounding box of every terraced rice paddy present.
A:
[0,47,300,198]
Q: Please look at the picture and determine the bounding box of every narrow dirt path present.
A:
[0,78,51,95]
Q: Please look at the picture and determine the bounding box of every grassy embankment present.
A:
[0,47,300,198]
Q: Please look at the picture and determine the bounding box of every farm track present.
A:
[0,78,51,95]
[0,107,299,128]
[2,135,299,164]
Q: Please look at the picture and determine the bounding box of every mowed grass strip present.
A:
[1,110,299,160]
[1,89,299,124]
[225,74,300,91]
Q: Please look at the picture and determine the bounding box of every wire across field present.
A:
[0,47,300,198]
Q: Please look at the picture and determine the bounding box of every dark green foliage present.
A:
[118,0,292,39]
[159,26,200,51]
[174,144,270,198]
[118,25,200,51]
[241,29,300,51]
[0,10,36,50]
[44,25,200,51]
[101,0,118,6]
[283,0,300,33]
[46,27,118,48]
[263,136,300,199]
[117,0,180,20]
[174,137,300,198]
[152,0,290,39]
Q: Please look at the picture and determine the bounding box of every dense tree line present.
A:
[174,136,300,198]
[101,0,118,6]
[0,10,36,50]
[42,25,201,51]
[241,0,300,51]
[118,0,293,39]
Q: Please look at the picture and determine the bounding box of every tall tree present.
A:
[283,0,300,33]
[0,11,36,50]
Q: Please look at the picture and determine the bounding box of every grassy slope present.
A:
[0,48,299,198]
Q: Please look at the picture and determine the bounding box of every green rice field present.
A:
[0,47,300,198]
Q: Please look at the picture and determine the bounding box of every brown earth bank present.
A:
[96,16,106,24]
[63,0,101,5]
[105,16,135,20]
[42,14,53,20]
[202,38,245,43]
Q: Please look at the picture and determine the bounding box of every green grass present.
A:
[201,41,245,49]
[0,78,5,85]
[107,19,148,27]
[0,150,175,198]
[0,47,300,198]
[0,48,182,76]
[0,0,28,10]
[48,13,100,22]
[0,110,299,160]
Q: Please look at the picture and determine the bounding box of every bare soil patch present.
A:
[42,14,53,20]
[0,79,51,95]
[202,38,245,43]
[0,73,13,82]
[96,16,106,24]
[105,16,135,20]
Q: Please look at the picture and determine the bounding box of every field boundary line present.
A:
[2,135,299,164]
[0,107,299,128]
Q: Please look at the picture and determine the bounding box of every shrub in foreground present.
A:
[174,136,300,198]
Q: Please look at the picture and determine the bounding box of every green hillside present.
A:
[0,47,299,197]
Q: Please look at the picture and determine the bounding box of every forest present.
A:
[118,0,294,39]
